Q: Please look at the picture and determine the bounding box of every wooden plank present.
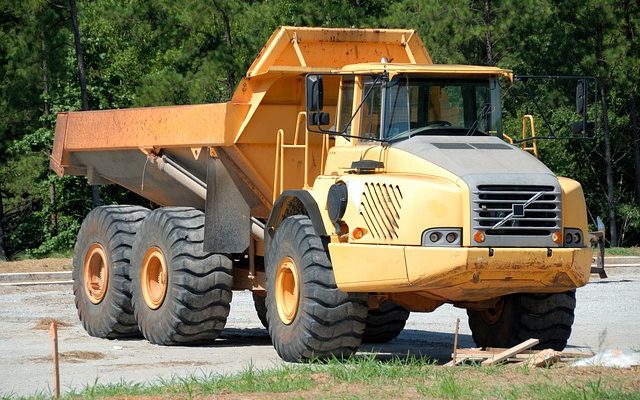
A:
[444,356,471,367]
[526,349,561,368]
[450,346,591,367]
[457,348,593,358]
[481,339,539,366]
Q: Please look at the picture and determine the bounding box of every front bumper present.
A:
[328,244,592,302]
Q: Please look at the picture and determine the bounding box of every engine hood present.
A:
[391,135,554,181]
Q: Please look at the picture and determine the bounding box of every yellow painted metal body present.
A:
[308,144,591,302]
[51,26,592,309]
[329,244,591,301]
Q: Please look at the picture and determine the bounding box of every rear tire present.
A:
[467,291,576,351]
[363,301,410,343]
[265,215,368,362]
[253,292,269,329]
[130,207,233,345]
[72,205,149,338]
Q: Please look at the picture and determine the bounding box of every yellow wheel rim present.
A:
[141,247,168,310]
[275,256,300,325]
[84,243,109,304]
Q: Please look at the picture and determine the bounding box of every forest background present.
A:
[0,0,639,260]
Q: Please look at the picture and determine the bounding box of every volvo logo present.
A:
[492,191,545,230]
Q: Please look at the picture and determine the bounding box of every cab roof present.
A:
[338,62,513,81]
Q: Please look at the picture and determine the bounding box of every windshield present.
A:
[358,76,502,141]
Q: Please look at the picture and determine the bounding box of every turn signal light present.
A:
[551,231,562,244]
[473,230,486,243]
[352,227,367,239]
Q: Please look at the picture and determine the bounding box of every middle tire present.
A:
[265,215,368,362]
[130,207,233,345]
[363,301,410,343]
[252,292,269,329]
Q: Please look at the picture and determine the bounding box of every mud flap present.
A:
[204,156,250,254]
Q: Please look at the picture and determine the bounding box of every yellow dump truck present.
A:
[51,27,592,362]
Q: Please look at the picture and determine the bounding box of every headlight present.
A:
[422,228,462,247]
[563,228,583,247]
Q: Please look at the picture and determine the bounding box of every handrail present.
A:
[502,133,514,144]
[273,112,332,202]
[521,114,539,158]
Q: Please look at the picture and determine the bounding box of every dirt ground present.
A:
[0,267,639,397]
[0,257,72,273]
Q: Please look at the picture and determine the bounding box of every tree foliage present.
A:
[0,0,639,258]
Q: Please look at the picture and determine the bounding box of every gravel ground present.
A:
[1,267,639,397]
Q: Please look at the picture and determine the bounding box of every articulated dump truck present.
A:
[51,27,592,362]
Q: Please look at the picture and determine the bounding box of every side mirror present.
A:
[310,112,330,126]
[576,79,587,117]
[306,75,324,112]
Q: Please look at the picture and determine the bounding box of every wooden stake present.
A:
[444,318,461,367]
[50,321,60,399]
[452,318,460,364]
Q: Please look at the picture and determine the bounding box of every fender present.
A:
[266,190,327,245]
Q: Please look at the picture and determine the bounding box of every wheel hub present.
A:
[480,298,505,325]
[141,247,168,310]
[84,243,109,304]
[275,256,300,325]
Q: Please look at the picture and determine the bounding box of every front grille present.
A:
[472,185,561,239]
[360,182,403,240]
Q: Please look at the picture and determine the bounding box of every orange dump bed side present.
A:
[50,103,233,176]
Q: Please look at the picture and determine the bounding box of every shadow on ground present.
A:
[218,327,473,364]
[361,330,474,364]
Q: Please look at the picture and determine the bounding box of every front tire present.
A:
[265,215,368,362]
[72,205,149,338]
[467,291,576,351]
[130,207,233,345]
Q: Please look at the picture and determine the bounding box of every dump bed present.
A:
[50,26,432,213]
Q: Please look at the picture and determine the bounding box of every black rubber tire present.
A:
[467,291,576,351]
[253,292,269,329]
[363,301,410,343]
[265,215,368,362]
[130,207,233,345]
[72,205,149,338]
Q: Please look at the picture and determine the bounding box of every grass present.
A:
[603,247,640,256]
[4,355,639,400]
[7,249,73,261]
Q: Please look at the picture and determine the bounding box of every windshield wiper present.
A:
[386,126,428,143]
[465,103,492,136]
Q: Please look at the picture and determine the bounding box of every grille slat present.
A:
[473,208,557,213]
[479,225,556,230]
[473,217,561,222]
[472,184,561,241]
[473,191,561,195]
[360,182,403,240]
[476,199,560,204]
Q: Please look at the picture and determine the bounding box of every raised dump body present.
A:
[52,26,593,363]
